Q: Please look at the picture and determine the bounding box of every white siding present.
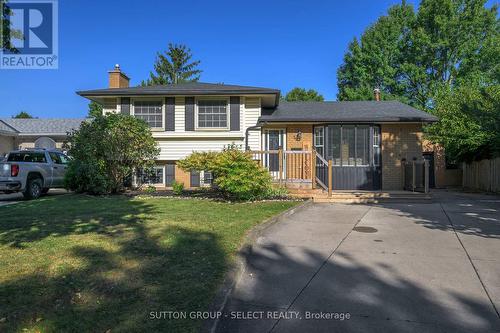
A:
[244,97,261,150]
[157,139,245,160]
[175,97,185,132]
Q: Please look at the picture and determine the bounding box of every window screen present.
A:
[198,100,228,128]
[356,126,370,166]
[327,125,341,165]
[341,126,355,166]
[134,101,163,128]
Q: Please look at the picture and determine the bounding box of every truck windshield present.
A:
[7,152,47,163]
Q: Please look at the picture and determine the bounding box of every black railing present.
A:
[315,151,329,191]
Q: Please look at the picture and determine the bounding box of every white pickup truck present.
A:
[0,149,70,199]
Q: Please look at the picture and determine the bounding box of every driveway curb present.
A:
[200,199,313,333]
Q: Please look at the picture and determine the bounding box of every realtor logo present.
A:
[1,0,58,69]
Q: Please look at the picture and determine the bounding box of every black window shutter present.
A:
[230,96,240,131]
[165,97,175,131]
[185,97,195,131]
[120,97,130,116]
[190,170,200,187]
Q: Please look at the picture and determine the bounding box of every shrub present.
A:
[172,181,184,195]
[64,114,160,194]
[261,186,289,200]
[144,185,156,194]
[178,146,272,201]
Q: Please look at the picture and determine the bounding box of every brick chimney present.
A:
[108,64,130,88]
[373,88,381,101]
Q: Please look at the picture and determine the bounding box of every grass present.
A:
[0,194,298,332]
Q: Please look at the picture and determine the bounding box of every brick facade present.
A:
[381,124,423,190]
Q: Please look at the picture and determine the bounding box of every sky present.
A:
[0,0,489,118]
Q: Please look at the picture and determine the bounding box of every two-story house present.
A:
[77,65,442,191]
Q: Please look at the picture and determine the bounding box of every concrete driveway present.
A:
[214,191,500,333]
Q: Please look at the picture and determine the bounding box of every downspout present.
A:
[245,123,265,151]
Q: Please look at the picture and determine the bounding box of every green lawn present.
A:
[0,194,298,332]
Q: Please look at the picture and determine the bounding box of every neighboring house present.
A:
[0,118,85,157]
[77,65,444,191]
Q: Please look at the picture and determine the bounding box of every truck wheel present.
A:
[23,177,43,200]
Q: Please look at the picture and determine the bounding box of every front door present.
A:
[265,130,285,179]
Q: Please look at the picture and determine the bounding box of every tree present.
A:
[12,111,33,119]
[425,77,500,161]
[64,114,160,194]
[87,101,103,118]
[284,88,324,102]
[1,0,23,53]
[337,0,498,108]
[142,43,202,85]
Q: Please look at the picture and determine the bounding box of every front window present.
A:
[138,166,164,185]
[203,171,213,185]
[197,99,228,128]
[134,101,163,128]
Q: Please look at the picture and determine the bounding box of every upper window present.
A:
[197,99,228,128]
[134,101,163,128]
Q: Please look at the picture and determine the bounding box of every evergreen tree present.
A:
[142,43,202,85]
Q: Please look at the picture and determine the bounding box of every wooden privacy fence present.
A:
[463,158,500,193]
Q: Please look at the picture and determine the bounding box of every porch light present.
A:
[295,130,302,141]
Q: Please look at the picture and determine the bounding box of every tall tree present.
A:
[284,87,324,102]
[425,77,500,161]
[12,111,33,119]
[142,43,202,85]
[88,101,103,118]
[337,0,498,109]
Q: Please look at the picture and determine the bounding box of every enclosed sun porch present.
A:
[248,123,431,197]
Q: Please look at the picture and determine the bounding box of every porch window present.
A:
[197,99,228,128]
[327,125,341,166]
[313,127,324,156]
[341,126,356,166]
[134,101,163,128]
[356,126,370,166]
[373,127,381,166]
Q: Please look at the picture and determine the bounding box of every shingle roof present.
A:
[77,82,281,97]
[0,118,86,135]
[0,120,18,134]
[260,101,438,123]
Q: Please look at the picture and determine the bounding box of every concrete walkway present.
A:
[214,191,500,333]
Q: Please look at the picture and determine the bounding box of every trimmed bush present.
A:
[178,146,272,201]
[172,181,184,195]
